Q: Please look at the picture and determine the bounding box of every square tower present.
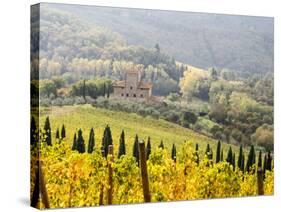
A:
[125,70,141,90]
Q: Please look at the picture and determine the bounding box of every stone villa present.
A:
[112,70,153,101]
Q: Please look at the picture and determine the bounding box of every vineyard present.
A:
[30,105,274,209]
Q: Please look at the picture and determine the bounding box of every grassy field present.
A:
[39,104,239,156]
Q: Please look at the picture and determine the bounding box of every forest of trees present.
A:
[52,3,274,74]
[32,6,274,151]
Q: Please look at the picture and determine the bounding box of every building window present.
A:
[126,93,129,97]
[133,94,136,97]
[130,86,133,90]
[140,94,144,98]
[121,93,124,97]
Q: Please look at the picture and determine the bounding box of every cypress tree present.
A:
[103,83,106,97]
[88,128,95,154]
[102,126,107,148]
[31,116,37,146]
[238,145,243,171]
[101,126,107,157]
[159,140,164,149]
[246,145,256,172]
[232,153,236,171]
[102,125,113,157]
[72,133,77,151]
[118,130,126,158]
[195,143,199,151]
[216,140,221,163]
[263,154,267,177]
[258,150,262,168]
[267,151,272,171]
[205,144,211,159]
[195,143,199,165]
[82,79,86,101]
[43,116,52,146]
[246,155,250,172]
[133,134,139,165]
[226,146,233,164]
[76,129,85,153]
[241,154,245,173]
[61,124,66,139]
[205,143,210,156]
[107,85,110,98]
[107,126,113,146]
[101,146,105,157]
[55,128,60,139]
[171,143,176,162]
[146,137,151,160]
[209,148,213,160]
[252,146,256,165]
[220,149,224,161]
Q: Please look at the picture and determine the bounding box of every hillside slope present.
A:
[39,105,238,155]
[50,3,274,74]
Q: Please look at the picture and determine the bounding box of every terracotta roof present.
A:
[138,82,152,89]
[112,80,125,88]
[112,80,152,89]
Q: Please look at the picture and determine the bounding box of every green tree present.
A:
[241,154,245,173]
[118,130,126,158]
[220,149,224,161]
[107,85,110,98]
[246,145,256,172]
[171,143,177,162]
[226,147,233,164]
[216,140,221,163]
[43,116,52,146]
[103,83,106,97]
[146,137,151,160]
[55,128,60,139]
[102,125,113,157]
[72,133,77,151]
[232,153,236,171]
[181,111,197,128]
[76,129,85,153]
[205,143,210,157]
[40,80,57,98]
[195,143,199,164]
[133,134,139,165]
[210,67,218,80]
[209,148,213,161]
[52,76,65,89]
[258,150,262,168]
[238,145,243,171]
[155,43,160,53]
[209,104,227,124]
[267,151,272,171]
[263,154,267,177]
[82,79,86,102]
[159,140,164,149]
[251,124,273,151]
[61,124,66,139]
[31,116,37,146]
[88,128,95,154]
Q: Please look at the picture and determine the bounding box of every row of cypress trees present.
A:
[31,116,65,146]
[204,140,273,174]
[70,126,154,165]
[55,124,66,141]
[33,117,273,174]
